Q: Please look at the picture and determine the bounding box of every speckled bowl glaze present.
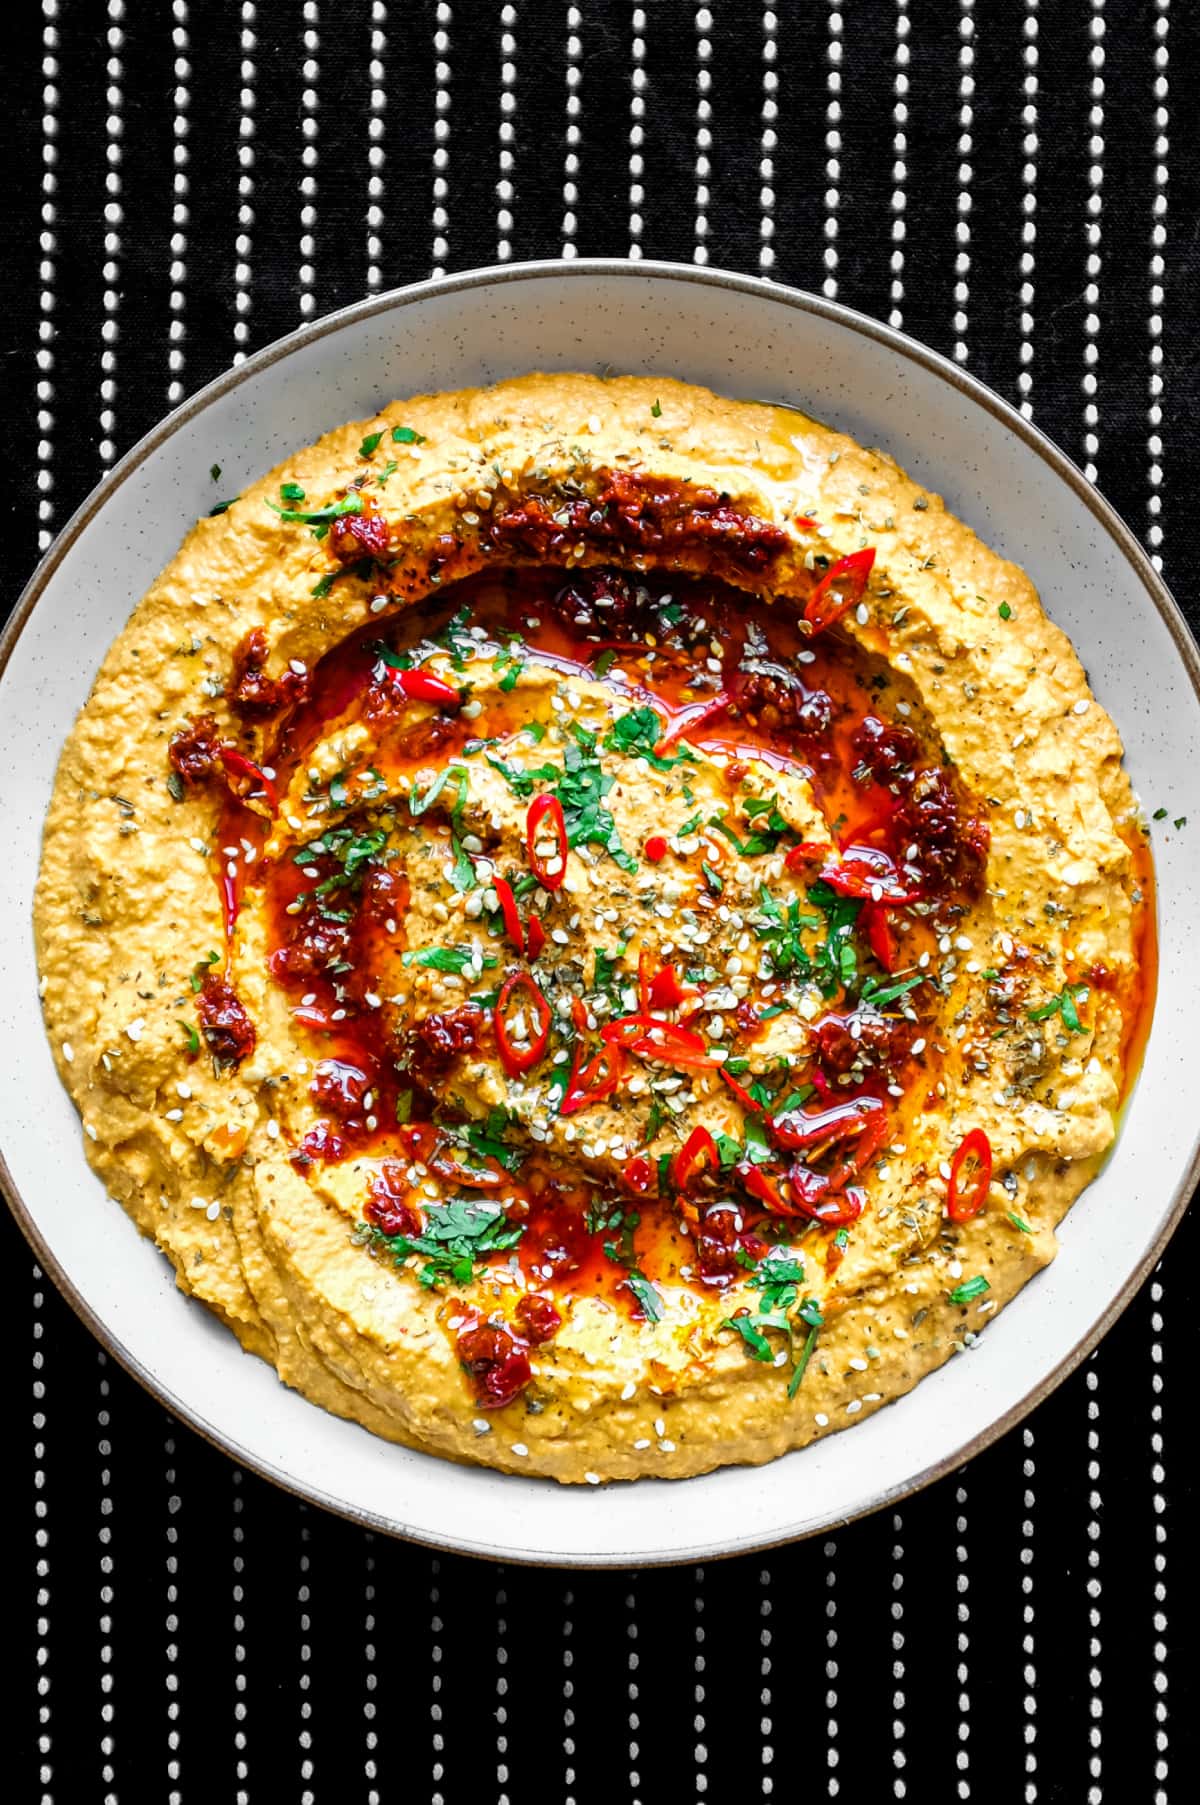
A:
[2,262,1197,1567]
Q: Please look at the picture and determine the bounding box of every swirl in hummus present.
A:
[35,375,1154,1482]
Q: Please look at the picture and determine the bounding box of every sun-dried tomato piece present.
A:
[308,1058,373,1121]
[229,628,312,722]
[456,1322,532,1408]
[364,1159,422,1238]
[328,499,392,563]
[169,714,222,785]
[514,1293,562,1345]
[196,972,256,1067]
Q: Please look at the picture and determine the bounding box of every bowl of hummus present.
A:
[3,264,1196,1564]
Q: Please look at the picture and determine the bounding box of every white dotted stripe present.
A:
[232,1471,248,1805]
[1018,1,1039,419]
[165,1439,181,1805]
[430,1560,444,1800]
[299,3,318,319]
[37,6,58,546]
[32,1264,51,1805]
[364,1539,378,1804]
[1150,1277,1168,1804]
[562,1588,576,1802]
[626,1587,640,1803]
[890,2,909,329]
[1022,1427,1039,1801]
[498,6,516,261]
[759,10,777,274]
[367,5,386,292]
[892,1513,907,1797]
[495,1585,510,1802]
[432,4,450,275]
[955,1483,970,1800]
[299,1528,313,1802]
[760,1567,774,1793]
[823,6,842,298]
[1147,0,1169,572]
[562,7,581,257]
[167,2,189,404]
[825,1539,839,1793]
[629,10,645,260]
[954,1,974,364]
[694,1566,708,1793]
[1082,0,1105,482]
[100,1,125,470]
[694,8,712,265]
[97,1354,116,1805]
[234,2,257,360]
[1086,1362,1103,1804]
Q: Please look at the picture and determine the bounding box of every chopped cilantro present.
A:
[359,430,384,458]
[400,946,498,976]
[209,463,221,482]
[177,1020,201,1054]
[266,494,363,525]
[1152,807,1168,820]
[189,949,220,992]
[486,754,559,797]
[394,1089,414,1124]
[593,648,617,678]
[1006,1211,1032,1234]
[859,972,924,1009]
[625,1270,663,1322]
[651,399,662,418]
[208,496,239,516]
[677,812,702,837]
[701,860,724,894]
[448,834,477,894]
[391,424,427,444]
[409,764,468,823]
[948,1274,990,1305]
[604,705,694,771]
[998,600,1013,621]
[361,1196,521,1288]
[1027,982,1088,1034]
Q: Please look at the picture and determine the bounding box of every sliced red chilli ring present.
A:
[946,1127,993,1222]
[494,968,552,1077]
[647,962,688,1011]
[717,1065,764,1113]
[819,845,921,906]
[783,841,833,870]
[671,1125,719,1192]
[490,874,524,953]
[622,1154,655,1195]
[559,1039,626,1115]
[771,1094,886,1163]
[392,667,463,709]
[525,912,546,961]
[803,547,876,635]
[860,902,896,972]
[600,1015,718,1069]
[526,793,568,891]
[218,746,280,813]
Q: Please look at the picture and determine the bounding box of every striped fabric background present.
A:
[3,3,1196,1800]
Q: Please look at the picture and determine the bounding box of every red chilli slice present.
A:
[393,668,462,709]
[494,968,552,1076]
[218,746,280,813]
[526,793,568,891]
[491,874,525,954]
[671,1125,719,1192]
[946,1127,993,1222]
[804,547,876,635]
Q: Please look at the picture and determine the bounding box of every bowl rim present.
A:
[2,256,1197,1567]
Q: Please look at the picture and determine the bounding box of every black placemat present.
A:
[4,3,1196,1799]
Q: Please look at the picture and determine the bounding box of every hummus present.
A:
[34,374,1154,1482]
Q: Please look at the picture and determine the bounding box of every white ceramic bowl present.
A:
[2,262,1197,1567]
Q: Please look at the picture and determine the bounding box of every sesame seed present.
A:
[584,1471,601,1485]
[511,1442,529,1457]
[633,1437,651,1450]
[620,1381,636,1401]
[206,1201,221,1221]
[165,1108,184,1123]
[658,1439,675,1454]
[61,1042,74,1063]
[1073,698,1089,715]
[654,1416,666,1437]
[473,1418,491,1435]
[855,602,869,626]
[125,1018,145,1043]
[815,1412,829,1427]
[370,595,389,614]
[846,1399,863,1414]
